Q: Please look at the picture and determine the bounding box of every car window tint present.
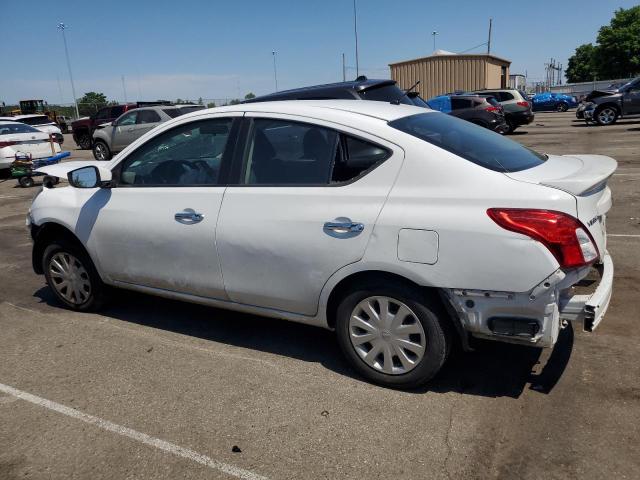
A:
[331,136,390,183]
[162,109,181,118]
[389,112,546,173]
[0,123,40,134]
[116,111,137,126]
[95,108,110,120]
[119,118,231,186]
[110,106,126,118]
[359,84,414,105]
[501,92,514,101]
[19,116,50,126]
[137,110,161,124]
[242,119,338,185]
[451,98,472,110]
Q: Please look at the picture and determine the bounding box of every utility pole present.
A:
[272,51,278,92]
[432,31,438,52]
[487,18,492,54]
[57,23,79,118]
[353,0,359,77]
[342,53,346,82]
[121,75,128,103]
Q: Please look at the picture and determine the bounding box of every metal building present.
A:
[389,50,511,99]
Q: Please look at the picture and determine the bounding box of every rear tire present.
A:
[18,176,34,188]
[93,140,112,161]
[556,102,568,112]
[335,280,451,389]
[76,133,92,150]
[43,240,107,312]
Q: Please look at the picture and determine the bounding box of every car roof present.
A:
[183,99,431,122]
[246,78,397,102]
[8,114,51,120]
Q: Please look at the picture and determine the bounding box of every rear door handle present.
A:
[324,221,364,233]
[175,211,204,223]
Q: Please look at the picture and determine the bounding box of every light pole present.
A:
[353,0,359,77]
[431,31,438,52]
[272,51,278,92]
[57,23,79,119]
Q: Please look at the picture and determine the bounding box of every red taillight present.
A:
[485,106,500,112]
[0,141,17,148]
[487,208,599,268]
[517,101,530,108]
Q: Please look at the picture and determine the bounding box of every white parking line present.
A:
[0,382,268,480]
[608,234,640,238]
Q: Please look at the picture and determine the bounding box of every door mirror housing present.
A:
[68,165,113,188]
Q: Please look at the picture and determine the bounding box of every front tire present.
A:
[76,133,92,150]
[18,176,34,188]
[595,106,618,126]
[93,140,112,161]
[336,281,451,388]
[43,241,107,311]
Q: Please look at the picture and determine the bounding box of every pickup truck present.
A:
[583,77,640,125]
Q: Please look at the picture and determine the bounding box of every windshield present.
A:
[389,112,547,172]
[0,122,40,134]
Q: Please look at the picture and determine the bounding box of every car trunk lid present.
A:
[1,132,59,159]
[506,154,617,256]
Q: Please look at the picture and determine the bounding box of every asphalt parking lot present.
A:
[0,112,638,479]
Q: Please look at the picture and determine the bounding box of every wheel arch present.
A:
[596,102,621,114]
[32,222,95,276]
[324,269,466,348]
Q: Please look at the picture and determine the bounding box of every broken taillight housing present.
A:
[487,208,599,268]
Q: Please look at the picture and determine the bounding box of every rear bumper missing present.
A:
[559,252,613,332]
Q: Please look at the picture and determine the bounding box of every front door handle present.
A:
[175,211,204,224]
[324,221,364,233]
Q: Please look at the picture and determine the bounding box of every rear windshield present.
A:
[19,116,51,126]
[162,108,182,118]
[0,122,40,134]
[358,84,415,105]
[389,112,547,172]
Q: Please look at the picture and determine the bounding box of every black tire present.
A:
[595,106,618,126]
[18,176,34,188]
[76,133,92,150]
[43,240,107,312]
[556,102,568,112]
[92,140,112,161]
[335,280,451,389]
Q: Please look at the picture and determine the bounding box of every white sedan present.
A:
[29,100,615,388]
[0,121,61,170]
[0,115,64,144]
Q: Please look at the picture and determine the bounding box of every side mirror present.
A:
[68,165,113,189]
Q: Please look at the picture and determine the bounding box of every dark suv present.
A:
[246,77,417,105]
[426,94,509,133]
[71,104,137,149]
[583,77,640,125]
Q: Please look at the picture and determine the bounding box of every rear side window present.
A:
[240,118,390,185]
[110,106,126,118]
[137,110,161,124]
[359,84,414,105]
[501,92,515,101]
[389,112,546,172]
[162,109,181,118]
[451,98,473,110]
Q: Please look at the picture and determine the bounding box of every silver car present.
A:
[92,105,204,160]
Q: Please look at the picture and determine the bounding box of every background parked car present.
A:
[531,92,578,112]
[426,94,509,133]
[0,121,61,170]
[92,105,205,160]
[473,88,534,133]
[71,104,138,150]
[0,114,64,144]
[582,76,640,126]
[56,115,73,133]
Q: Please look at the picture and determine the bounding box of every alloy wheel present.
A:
[597,108,616,125]
[94,143,108,160]
[349,296,426,375]
[48,252,92,305]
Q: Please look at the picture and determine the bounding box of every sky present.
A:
[1,0,638,105]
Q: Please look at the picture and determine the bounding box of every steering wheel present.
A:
[149,159,195,184]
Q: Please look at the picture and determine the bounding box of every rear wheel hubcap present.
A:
[349,296,426,375]
[48,252,91,305]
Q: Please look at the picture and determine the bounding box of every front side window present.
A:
[116,111,137,126]
[389,112,546,173]
[118,118,232,186]
[241,119,338,185]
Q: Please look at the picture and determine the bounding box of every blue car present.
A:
[531,92,578,112]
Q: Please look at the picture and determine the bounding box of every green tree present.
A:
[228,98,242,105]
[244,92,256,100]
[593,6,640,79]
[197,97,204,105]
[206,102,216,108]
[565,43,597,83]
[76,92,108,116]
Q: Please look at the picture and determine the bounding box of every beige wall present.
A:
[390,55,510,98]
